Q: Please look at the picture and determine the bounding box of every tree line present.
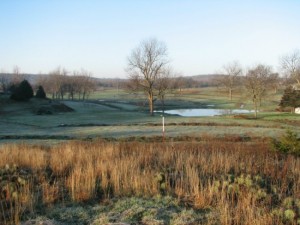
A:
[0,67,96,101]
[126,38,300,117]
[215,50,300,117]
[37,68,96,100]
[1,38,299,116]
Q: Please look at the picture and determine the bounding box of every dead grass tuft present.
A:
[0,139,299,224]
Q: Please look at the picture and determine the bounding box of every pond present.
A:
[157,108,254,117]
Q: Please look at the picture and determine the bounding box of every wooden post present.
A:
[162,116,165,142]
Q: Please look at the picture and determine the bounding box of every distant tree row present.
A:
[0,66,25,93]
[214,50,300,117]
[126,38,300,117]
[9,79,46,101]
[0,66,96,101]
[36,67,96,100]
[1,39,299,116]
[0,66,45,101]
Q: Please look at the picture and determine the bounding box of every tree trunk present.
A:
[229,89,232,100]
[148,92,154,116]
[162,96,165,116]
[254,101,258,119]
[259,97,262,107]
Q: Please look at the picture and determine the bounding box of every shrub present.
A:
[10,80,34,101]
[272,130,300,156]
[35,85,46,99]
[279,86,300,113]
[284,209,295,222]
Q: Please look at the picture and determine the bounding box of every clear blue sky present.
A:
[0,0,299,78]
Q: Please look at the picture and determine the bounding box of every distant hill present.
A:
[0,73,224,89]
[0,73,128,89]
[187,74,224,81]
[175,74,225,88]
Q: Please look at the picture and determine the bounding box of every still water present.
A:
[158,109,253,117]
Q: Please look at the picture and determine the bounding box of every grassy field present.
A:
[0,87,299,144]
[0,87,299,224]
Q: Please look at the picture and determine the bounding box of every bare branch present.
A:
[244,64,273,118]
[280,50,300,85]
[126,38,169,115]
[215,61,243,100]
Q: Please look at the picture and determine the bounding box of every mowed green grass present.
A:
[0,87,299,143]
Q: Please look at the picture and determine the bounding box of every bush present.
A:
[272,130,300,156]
[279,86,300,113]
[10,80,34,101]
[36,85,46,99]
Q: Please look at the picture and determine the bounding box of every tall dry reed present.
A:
[0,139,299,224]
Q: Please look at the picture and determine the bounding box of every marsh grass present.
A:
[0,139,299,224]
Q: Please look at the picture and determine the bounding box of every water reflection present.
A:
[157,108,253,117]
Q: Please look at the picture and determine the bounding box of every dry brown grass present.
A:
[0,139,299,224]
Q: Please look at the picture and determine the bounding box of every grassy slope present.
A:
[1,89,300,225]
[0,87,299,143]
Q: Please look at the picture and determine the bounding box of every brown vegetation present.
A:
[0,139,299,224]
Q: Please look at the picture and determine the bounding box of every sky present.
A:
[0,0,300,78]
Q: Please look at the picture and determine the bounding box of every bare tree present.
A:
[48,69,59,99]
[12,66,24,85]
[78,69,95,100]
[36,74,50,94]
[48,67,66,99]
[127,38,169,115]
[156,67,176,114]
[173,75,186,95]
[0,70,10,93]
[280,50,300,87]
[268,73,280,94]
[216,61,242,100]
[66,72,79,100]
[45,67,95,101]
[244,64,272,118]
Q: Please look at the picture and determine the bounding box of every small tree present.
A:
[173,76,186,95]
[279,86,300,113]
[10,80,34,101]
[268,73,280,94]
[280,50,300,85]
[36,85,46,99]
[244,64,272,118]
[156,68,175,114]
[127,38,169,116]
[0,72,10,93]
[216,61,242,100]
[272,130,300,156]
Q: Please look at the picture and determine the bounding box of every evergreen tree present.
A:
[36,85,46,99]
[10,80,34,101]
[279,86,300,113]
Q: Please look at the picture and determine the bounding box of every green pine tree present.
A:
[36,85,46,99]
[10,80,34,101]
[279,86,300,113]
